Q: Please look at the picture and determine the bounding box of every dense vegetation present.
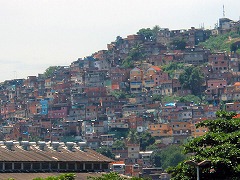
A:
[87,172,149,180]
[169,37,187,50]
[161,62,185,78]
[137,25,161,41]
[199,32,240,53]
[96,146,115,159]
[122,44,145,68]
[44,66,60,78]
[161,94,201,104]
[151,145,187,170]
[179,66,205,96]
[168,111,240,180]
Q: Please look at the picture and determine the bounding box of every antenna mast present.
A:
[223,5,225,18]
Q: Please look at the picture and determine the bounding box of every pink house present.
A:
[208,52,229,72]
[48,106,68,119]
[206,79,227,90]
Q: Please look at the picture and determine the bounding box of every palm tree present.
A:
[152,25,160,41]
[129,43,145,61]
[127,130,139,144]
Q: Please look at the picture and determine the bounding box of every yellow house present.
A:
[130,67,143,93]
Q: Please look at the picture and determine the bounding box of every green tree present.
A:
[137,28,154,41]
[122,43,145,68]
[168,111,240,180]
[115,36,123,46]
[152,25,161,40]
[127,130,140,144]
[199,32,240,53]
[44,66,59,78]
[122,56,134,68]
[129,44,145,61]
[112,139,126,150]
[110,90,126,100]
[33,173,75,180]
[162,95,179,103]
[136,25,161,42]
[139,132,155,151]
[179,66,204,96]
[96,146,115,159]
[151,145,187,170]
[88,172,125,180]
[170,38,186,50]
[179,95,201,104]
[87,172,149,180]
[230,43,238,53]
[162,62,184,72]
[162,62,184,78]
[161,95,201,104]
[152,94,162,102]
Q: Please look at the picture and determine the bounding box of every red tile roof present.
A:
[151,66,161,71]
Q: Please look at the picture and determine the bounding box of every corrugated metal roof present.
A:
[0,144,112,162]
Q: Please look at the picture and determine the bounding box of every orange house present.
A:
[148,123,172,137]
[170,121,191,136]
[191,121,208,138]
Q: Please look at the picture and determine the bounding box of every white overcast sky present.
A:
[0,0,239,82]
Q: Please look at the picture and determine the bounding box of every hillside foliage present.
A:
[151,145,187,170]
[199,32,240,53]
[168,111,240,180]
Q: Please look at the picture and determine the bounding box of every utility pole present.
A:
[185,160,211,180]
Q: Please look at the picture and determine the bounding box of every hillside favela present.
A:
[0,14,240,180]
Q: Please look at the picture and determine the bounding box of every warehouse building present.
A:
[0,141,112,173]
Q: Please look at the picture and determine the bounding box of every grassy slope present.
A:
[199,32,240,53]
